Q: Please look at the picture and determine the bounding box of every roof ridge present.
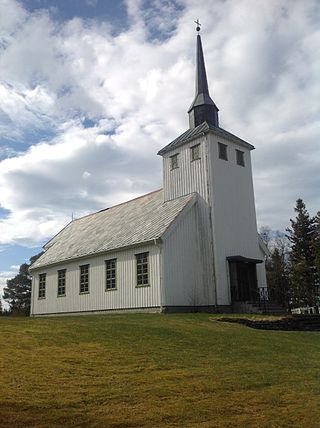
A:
[98,188,163,213]
[158,122,209,156]
[74,188,163,222]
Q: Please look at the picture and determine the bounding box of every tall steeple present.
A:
[188,21,219,129]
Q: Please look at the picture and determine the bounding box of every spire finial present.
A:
[194,19,201,32]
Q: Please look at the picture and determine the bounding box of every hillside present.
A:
[1,313,320,427]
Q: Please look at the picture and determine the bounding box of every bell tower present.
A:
[158,22,267,308]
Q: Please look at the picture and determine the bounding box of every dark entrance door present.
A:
[229,261,258,302]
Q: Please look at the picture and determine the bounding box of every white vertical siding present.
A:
[31,244,161,316]
[30,275,35,315]
[162,136,216,305]
[257,246,267,289]
[162,203,205,306]
[163,137,208,202]
[207,133,263,305]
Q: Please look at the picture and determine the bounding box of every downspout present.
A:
[204,134,218,310]
[30,273,35,317]
[154,238,164,312]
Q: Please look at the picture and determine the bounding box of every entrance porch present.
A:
[227,256,263,303]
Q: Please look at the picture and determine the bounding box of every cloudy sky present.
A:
[0,0,319,299]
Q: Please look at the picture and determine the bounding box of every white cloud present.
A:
[86,0,98,7]
[0,82,56,137]
[0,0,319,252]
[0,0,27,35]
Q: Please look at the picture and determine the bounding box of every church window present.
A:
[136,252,149,286]
[38,273,46,299]
[191,144,200,161]
[236,149,245,167]
[218,142,228,161]
[105,259,117,290]
[79,264,89,293]
[57,269,66,296]
[170,154,179,170]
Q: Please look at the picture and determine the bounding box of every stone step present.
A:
[232,301,288,315]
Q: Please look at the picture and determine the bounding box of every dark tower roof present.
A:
[158,23,254,157]
[188,30,219,129]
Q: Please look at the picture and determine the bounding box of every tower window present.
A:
[236,149,245,167]
[170,154,179,170]
[191,144,200,161]
[218,142,228,161]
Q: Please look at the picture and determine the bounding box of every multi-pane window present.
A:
[191,144,200,161]
[236,149,245,166]
[105,259,117,290]
[57,269,66,296]
[38,273,46,299]
[136,252,149,286]
[170,154,179,170]
[218,142,228,161]
[79,264,89,293]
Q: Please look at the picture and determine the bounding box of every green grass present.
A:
[1,313,320,427]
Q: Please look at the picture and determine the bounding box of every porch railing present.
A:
[255,287,269,311]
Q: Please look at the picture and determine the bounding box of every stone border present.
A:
[214,315,320,331]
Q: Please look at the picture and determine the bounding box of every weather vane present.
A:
[194,19,201,32]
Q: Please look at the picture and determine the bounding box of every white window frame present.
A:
[236,149,245,167]
[57,269,66,297]
[105,259,117,290]
[135,252,149,287]
[218,142,228,161]
[79,264,89,294]
[38,273,46,299]
[170,154,179,170]
[190,144,200,161]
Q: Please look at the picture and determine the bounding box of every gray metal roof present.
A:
[157,122,255,156]
[31,189,196,270]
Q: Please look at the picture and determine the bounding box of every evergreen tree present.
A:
[3,263,31,315]
[266,236,290,308]
[286,199,318,306]
[3,252,43,315]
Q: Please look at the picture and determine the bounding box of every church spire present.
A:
[188,21,219,129]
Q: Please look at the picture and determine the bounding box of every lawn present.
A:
[1,313,320,427]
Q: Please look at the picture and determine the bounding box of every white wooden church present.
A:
[30,28,267,316]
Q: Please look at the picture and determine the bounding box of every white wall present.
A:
[162,137,216,305]
[162,202,207,307]
[257,246,268,289]
[31,243,161,316]
[163,136,208,203]
[207,132,262,305]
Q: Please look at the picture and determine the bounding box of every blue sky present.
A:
[0,0,320,300]
[23,0,129,25]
